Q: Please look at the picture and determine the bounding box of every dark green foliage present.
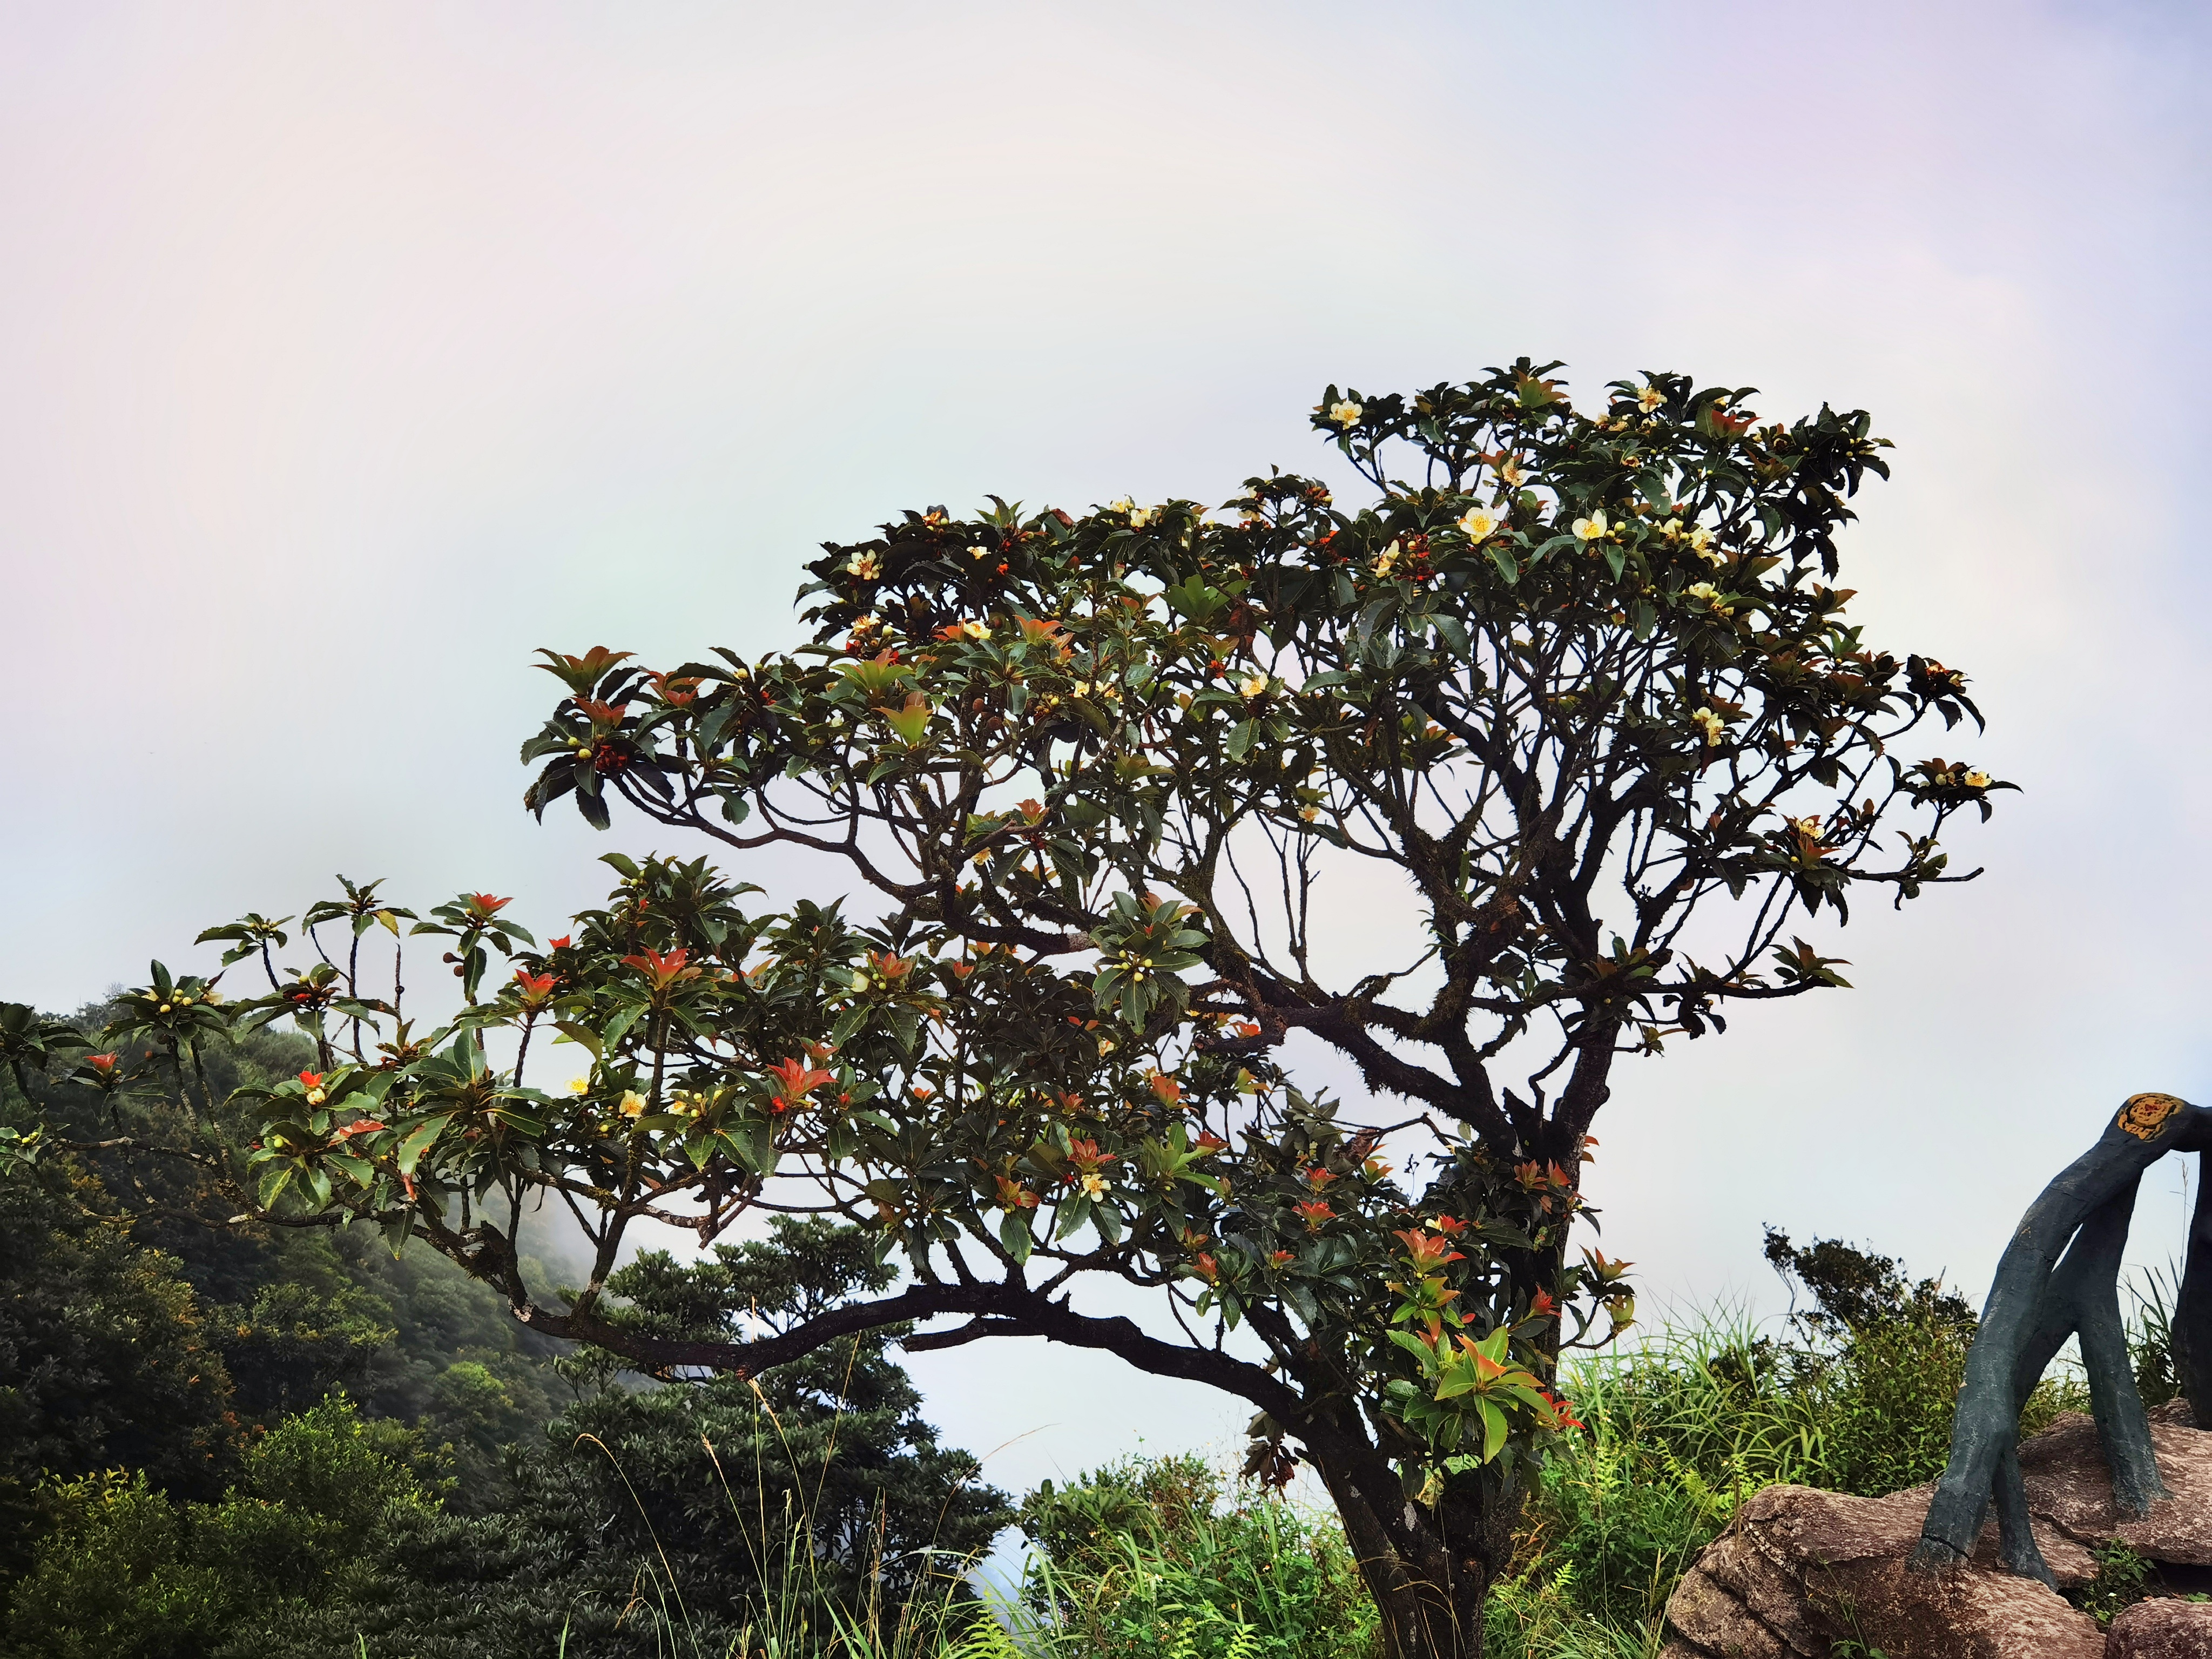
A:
[3,1007,1004,1656]
[273,1219,1011,1659]
[1762,1227,1975,1343]
[0,1168,240,1580]
[1,1397,440,1659]
[0,1206,1008,1659]
[1763,1228,1980,1498]
[1,1014,570,1514]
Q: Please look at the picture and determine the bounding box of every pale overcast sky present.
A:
[3,1,2208,1494]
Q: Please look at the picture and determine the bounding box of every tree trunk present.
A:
[1912,1095,2210,1579]
[1309,1445,1516,1659]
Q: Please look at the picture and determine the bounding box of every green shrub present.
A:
[2,1397,437,1659]
[1017,1454,1377,1658]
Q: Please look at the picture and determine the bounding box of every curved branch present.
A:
[509,1274,1306,1421]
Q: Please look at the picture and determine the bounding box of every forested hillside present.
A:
[0,1015,1009,1658]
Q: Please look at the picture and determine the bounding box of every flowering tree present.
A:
[2,363,2008,1659]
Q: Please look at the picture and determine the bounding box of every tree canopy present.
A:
[2,362,2008,1657]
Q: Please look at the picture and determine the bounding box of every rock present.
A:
[2020,1402,2212,1568]
[2107,1598,2212,1658]
[1663,1402,2212,1658]
[1661,1485,2101,1657]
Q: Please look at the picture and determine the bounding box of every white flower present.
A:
[970,544,990,560]
[1128,504,1157,530]
[1498,455,1526,486]
[962,619,991,640]
[568,1077,590,1095]
[1659,518,1684,541]
[619,1090,649,1118]
[1081,1173,1107,1198]
[1328,400,1363,428]
[1097,1036,1116,1056]
[1457,504,1501,541]
[1239,675,1270,700]
[1964,770,1992,789]
[1373,540,1400,577]
[1572,510,1608,542]
[1688,524,1720,564]
[1790,815,1823,839]
[306,1087,326,1106]
[1690,707,1726,746]
[846,551,880,580]
[1109,496,1136,515]
[1637,383,1664,412]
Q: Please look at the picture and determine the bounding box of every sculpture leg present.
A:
[1992,1440,2053,1587]
[2176,1150,2212,1428]
[2067,1183,2165,1514]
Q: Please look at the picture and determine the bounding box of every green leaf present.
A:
[554,1021,603,1058]
[1487,544,1518,584]
[999,1209,1033,1265]
[1387,1328,1439,1368]
[1478,1398,1508,1463]
[602,1003,646,1051]
[396,1115,451,1177]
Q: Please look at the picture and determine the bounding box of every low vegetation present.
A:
[2,1029,2181,1659]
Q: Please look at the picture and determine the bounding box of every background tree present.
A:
[4,363,2007,1658]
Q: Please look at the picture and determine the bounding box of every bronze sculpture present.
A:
[1912,1094,2209,1583]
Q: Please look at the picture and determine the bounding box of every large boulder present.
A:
[2106,1598,2212,1658]
[1660,1399,2212,1659]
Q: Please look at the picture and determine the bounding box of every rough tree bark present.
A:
[1911,1093,2211,1582]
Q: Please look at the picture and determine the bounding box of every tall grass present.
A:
[592,1385,1019,1659]
[1012,1453,1378,1658]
